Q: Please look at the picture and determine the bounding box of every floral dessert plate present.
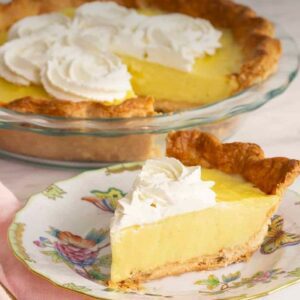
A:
[8,163,300,300]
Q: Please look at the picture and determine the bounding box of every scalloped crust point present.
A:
[166,130,300,195]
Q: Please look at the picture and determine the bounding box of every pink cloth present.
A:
[0,182,93,300]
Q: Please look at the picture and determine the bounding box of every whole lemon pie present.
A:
[109,130,300,288]
[0,0,281,116]
[0,0,282,164]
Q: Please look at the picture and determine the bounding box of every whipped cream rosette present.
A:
[75,1,147,57]
[0,30,67,85]
[122,13,222,72]
[41,45,132,102]
[111,157,216,231]
[75,1,145,29]
[0,40,31,85]
[0,14,71,85]
[8,13,71,40]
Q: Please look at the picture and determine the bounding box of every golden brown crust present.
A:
[154,98,202,113]
[109,214,272,289]
[0,96,156,118]
[0,0,281,117]
[167,130,300,195]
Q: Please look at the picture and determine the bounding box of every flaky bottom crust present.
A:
[0,129,163,162]
[0,118,238,163]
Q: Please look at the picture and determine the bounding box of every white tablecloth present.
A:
[0,0,299,299]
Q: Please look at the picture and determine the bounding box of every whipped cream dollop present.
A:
[42,45,131,102]
[75,1,145,29]
[0,33,66,85]
[8,13,70,40]
[75,1,147,58]
[111,157,216,231]
[122,14,222,71]
[0,13,71,85]
[0,40,31,85]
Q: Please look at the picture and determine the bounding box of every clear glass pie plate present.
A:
[0,25,298,168]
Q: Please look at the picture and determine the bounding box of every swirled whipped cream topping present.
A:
[8,13,70,40]
[75,1,147,58]
[41,45,131,102]
[0,1,222,102]
[0,13,71,85]
[0,40,31,85]
[0,5,133,102]
[75,2,222,71]
[121,14,222,71]
[75,1,145,29]
[111,157,216,231]
[0,33,67,85]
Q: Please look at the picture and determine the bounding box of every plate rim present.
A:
[7,162,300,300]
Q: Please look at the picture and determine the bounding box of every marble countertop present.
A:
[0,0,299,299]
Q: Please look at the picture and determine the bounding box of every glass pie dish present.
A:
[0,25,298,168]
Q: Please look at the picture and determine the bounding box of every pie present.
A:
[0,0,282,164]
[109,130,300,288]
[0,0,281,116]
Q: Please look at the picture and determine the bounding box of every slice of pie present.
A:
[0,0,281,116]
[109,130,300,288]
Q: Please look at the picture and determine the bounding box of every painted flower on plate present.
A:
[48,227,109,268]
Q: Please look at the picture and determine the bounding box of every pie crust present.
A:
[0,0,281,117]
[0,129,160,162]
[1,96,155,118]
[167,130,300,195]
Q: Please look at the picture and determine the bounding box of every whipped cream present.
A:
[0,7,133,102]
[41,45,131,102]
[111,157,216,231]
[75,1,145,29]
[0,34,61,85]
[75,1,147,58]
[121,14,222,72]
[8,13,70,40]
[0,1,222,102]
[1,14,71,84]
[75,2,222,70]
[0,41,30,85]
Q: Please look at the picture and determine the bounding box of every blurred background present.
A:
[231,0,300,159]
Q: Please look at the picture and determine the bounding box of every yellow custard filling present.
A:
[121,30,242,105]
[0,9,243,106]
[111,168,279,282]
[201,168,267,202]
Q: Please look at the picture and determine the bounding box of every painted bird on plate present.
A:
[82,188,125,213]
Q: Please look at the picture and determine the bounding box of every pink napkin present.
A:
[0,182,94,300]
